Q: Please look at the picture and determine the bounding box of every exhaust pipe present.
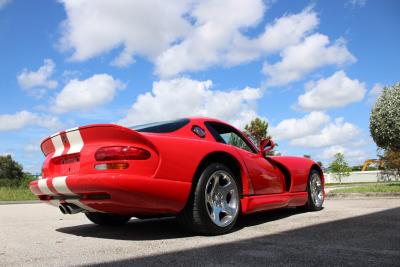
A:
[59,203,83,215]
[65,203,83,214]
[59,205,67,214]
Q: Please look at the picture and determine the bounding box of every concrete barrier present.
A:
[324,171,399,183]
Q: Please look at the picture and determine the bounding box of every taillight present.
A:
[95,146,151,161]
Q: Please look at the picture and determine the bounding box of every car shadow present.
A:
[56,207,300,241]
[85,207,400,266]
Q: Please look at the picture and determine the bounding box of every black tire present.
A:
[85,212,131,226]
[298,169,324,211]
[178,163,241,235]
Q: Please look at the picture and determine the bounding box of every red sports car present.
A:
[30,117,325,235]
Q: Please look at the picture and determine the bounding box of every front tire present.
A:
[302,169,324,211]
[85,212,131,226]
[178,163,240,235]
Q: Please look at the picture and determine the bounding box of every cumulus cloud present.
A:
[0,111,62,132]
[157,5,320,76]
[290,117,360,148]
[17,59,58,95]
[297,71,366,110]
[118,77,262,129]
[318,145,368,164]
[270,111,330,140]
[155,0,266,76]
[59,1,328,78]
[53,74,125,113]
[58,0,191,66]
[263,34,356,86]
[270,111,361,150]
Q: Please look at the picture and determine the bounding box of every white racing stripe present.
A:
[66,129,84,154]
[51,134,64,158]
[51,176,100,212]
[52,176,76,196]
[37,179,55,195]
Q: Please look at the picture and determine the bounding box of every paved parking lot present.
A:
[0,198,399,266]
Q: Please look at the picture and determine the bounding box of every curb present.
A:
[327,192,400,199]
[0,200,41,205]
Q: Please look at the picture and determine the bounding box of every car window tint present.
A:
[131,118,189,133]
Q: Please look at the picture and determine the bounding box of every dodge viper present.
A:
[29,117,325,235]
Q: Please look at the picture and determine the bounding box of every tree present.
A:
[244,118,271,145]
[244,117,275,155]
[329,153,351,184]
[370,83,400,151]
[370,83,400,180]
[0,155,24,180]
[378,150,400,181]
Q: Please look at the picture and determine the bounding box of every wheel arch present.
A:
[192,151,249,197]
[310,163,324,185]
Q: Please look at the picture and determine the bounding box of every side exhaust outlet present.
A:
[59,203,83,215]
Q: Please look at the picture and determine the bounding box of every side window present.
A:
[220,132,254,153]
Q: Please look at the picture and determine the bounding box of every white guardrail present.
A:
[324,171,398,183]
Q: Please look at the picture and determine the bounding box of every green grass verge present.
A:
[0,187,37,201]
[330,183,400,194]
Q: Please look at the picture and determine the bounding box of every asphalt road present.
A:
[0,198,399,266]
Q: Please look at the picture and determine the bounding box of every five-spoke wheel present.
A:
[178,163,240,235]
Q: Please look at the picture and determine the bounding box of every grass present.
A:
[330,183,400,194]
[0,187,37,201]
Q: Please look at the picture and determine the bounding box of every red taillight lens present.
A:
[95,146,151,161]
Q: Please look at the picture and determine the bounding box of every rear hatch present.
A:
[40,124,159,178]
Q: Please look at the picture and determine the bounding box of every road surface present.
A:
[0,198,399,266]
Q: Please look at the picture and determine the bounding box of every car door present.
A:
[206,122,285,195]
[230,139,285,195]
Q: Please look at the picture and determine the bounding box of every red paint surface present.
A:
[30,117,324,216]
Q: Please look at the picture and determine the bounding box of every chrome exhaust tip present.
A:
[59,205,67,214]
[64,205,72,214]
[65,203,83,214]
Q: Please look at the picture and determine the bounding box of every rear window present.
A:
[130,118,190,133]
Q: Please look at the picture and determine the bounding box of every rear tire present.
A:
[178,163,240,235]
[299,169,324,211]
[85,212,131,226]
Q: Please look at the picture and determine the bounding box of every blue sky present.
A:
[0,0,399,173]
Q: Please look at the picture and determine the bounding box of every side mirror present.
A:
[259,139,275,156]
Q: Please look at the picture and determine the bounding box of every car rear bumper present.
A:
[29,174,191,216]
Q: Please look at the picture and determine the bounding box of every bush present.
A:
[370,83,400,151]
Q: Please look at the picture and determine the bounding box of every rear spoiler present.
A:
[41,124,156,157]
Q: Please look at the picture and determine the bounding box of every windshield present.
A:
[130,118,190,133]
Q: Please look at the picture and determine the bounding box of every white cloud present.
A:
[290,117,360,148]
[156,5,319,77]
[53,74,125,113]
[297,71,366,110]
[263,34,356,86]
[0,0,11,9]
[270,111,330,140]
[318,145,368,164]
[17,59,58,93]
[119,77,262,129]
[59,0,192,66]
[367,83,383,104]
[59,1,325,77]
[155,0,266,76]
[0,111,62,132]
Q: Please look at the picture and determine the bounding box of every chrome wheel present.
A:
[310,172,324,207]
[204,170,239,227]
